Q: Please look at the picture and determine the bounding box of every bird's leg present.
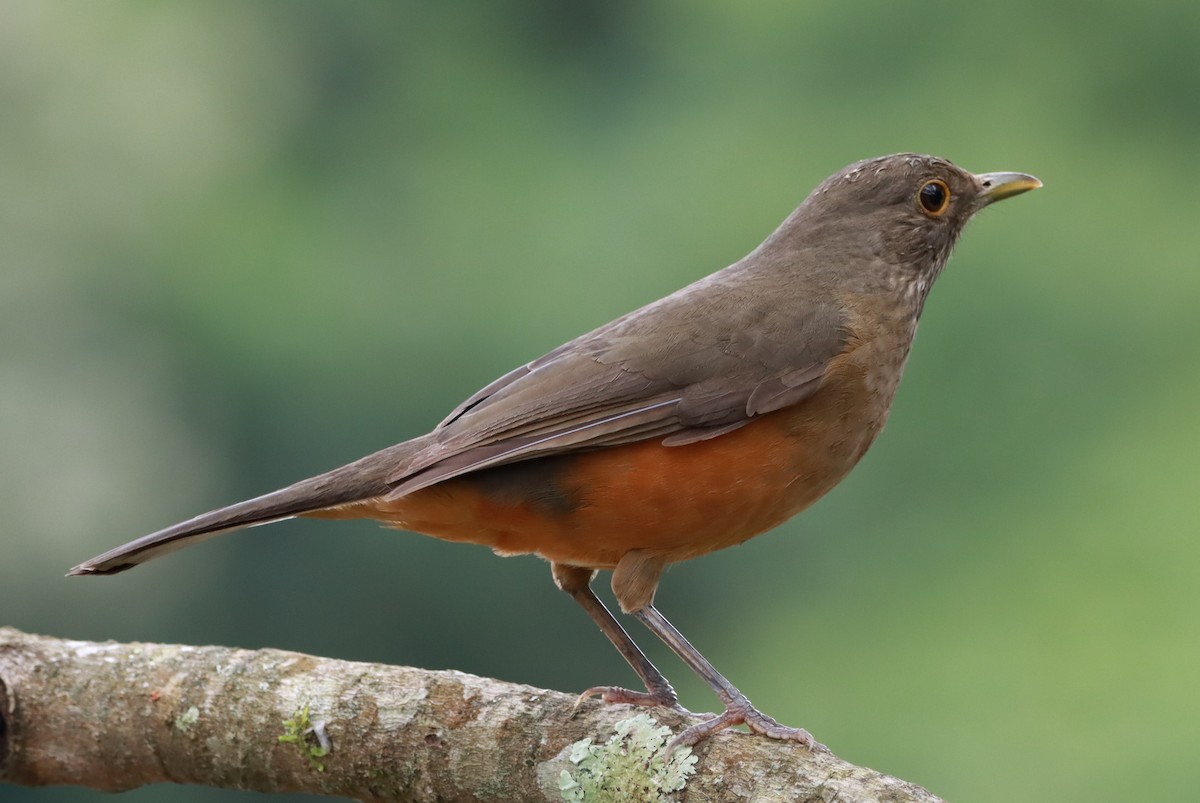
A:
[551,563,682,710]
[605,549,822,749]
[632,605,826,752]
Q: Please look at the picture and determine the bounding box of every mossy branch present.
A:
[0,627,943,802]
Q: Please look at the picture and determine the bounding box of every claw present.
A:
[665,696,827,754]
[576,685,686,711]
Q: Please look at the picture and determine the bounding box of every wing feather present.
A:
[386,270,850,497]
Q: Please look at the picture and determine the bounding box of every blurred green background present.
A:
[3,1,1198,801]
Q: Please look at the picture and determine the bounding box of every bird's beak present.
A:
[974,171,1043,204]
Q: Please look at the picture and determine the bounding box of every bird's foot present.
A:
[576,684,687,712]
[666,695,827,753]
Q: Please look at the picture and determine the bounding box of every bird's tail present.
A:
[68,436,430,576]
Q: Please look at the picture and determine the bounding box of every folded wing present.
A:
[386,275,849,497]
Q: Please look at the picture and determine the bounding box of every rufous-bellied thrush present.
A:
[72,154,1041,749]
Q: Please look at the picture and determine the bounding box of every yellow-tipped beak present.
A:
[975,171,1043,203]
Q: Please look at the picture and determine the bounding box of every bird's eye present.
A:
[917,179,950,216]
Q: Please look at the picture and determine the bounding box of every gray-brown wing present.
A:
[385,275,848,497]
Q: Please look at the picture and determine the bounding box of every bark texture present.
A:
[0,627,944,802]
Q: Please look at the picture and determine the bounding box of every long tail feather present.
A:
[68,437,428,576]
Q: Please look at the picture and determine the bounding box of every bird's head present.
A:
[801,153,1041,288]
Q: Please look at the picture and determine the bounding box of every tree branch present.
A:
[0,627,943,802]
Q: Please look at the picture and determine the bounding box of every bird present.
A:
[71,153,1041,750]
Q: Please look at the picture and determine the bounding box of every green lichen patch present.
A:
[173,705,200,732]
[278,704,331,772]
[559,714,697,802]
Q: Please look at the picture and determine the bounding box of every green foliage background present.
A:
[3,2,1198,801]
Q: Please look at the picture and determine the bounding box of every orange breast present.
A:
[337,362,886,571]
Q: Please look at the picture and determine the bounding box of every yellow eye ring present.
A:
[917,179,951,216]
